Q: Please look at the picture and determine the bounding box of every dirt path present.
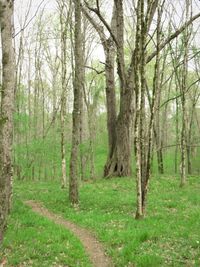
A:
[24,200,113,267]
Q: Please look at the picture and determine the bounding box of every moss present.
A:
[9,1,13,9]
[0,4,6,31]
[0,2,6,18]
[0,116,8,125]
[2,52,9,66]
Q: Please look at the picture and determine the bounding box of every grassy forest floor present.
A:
[0,175,200,267]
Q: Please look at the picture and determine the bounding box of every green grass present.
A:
[1,176,200,266]
[0,200,91,267]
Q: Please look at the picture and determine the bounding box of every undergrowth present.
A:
[1,175,200,266]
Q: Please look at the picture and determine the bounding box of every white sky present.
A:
[13,0,200,66]
[14,0,200,44]
[8,0,200,113]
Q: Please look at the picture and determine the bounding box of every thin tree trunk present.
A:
[134,0,143,219]
[80,14,87,181]
[69,0,83,205]
[135,0,161,218]
[59,0,69,188]
[180,0,190,187]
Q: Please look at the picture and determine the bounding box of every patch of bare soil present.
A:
[24,201,113,267]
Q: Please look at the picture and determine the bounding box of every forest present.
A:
[0,0,200,266]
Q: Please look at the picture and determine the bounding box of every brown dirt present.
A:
[24,200,113,267]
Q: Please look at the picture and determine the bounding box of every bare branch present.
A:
[160,78,200,108]
[147,12,200,63]
[85,65,105,74]
[84,0,118,46]
[14,0,46,37]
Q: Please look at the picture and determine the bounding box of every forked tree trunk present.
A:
[104,0,159,178]
[104,0,133,177]
[84,0,200,179]
[0,0,15,241]
[135,0,161,218]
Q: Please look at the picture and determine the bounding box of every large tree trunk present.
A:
[84,0,200,179]
[104,88,133,177]
[82,6,118,177]
[104,0,133,177]
[0,0,15,241]
[69,0,83,205]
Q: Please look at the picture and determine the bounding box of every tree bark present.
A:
[180,0,190,187]
[59,0,69,188]
[82,4,117,177]
[104,88,133,177]
[103,42,117,176]
[135,0,162,218]
[84,1,200,178]
[69,0,83,205]
[0,0,15,241]
[104,0,133,177]
[134,0,143,219]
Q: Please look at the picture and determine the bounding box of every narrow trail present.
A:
[24,200,113,267]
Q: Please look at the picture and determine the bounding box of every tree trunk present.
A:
[88,107,95,179]
[59,0,68,188]
[180,0,190,187]
[82,6,117,177]
[175,78,179,174]
[134,0,144,219]
[186,89,199,175]
[103,44,117,176]
[61,95,67,187]
[135,0,161,218]
[0,0,15,241]
[104,0,133,177]
[69,0,83,205]
[104,89,132,177]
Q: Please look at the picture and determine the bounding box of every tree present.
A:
[69,0,83,205]
[57,0,72,188]
[133,0,165,217]
[82,3,117,177]
[83,0,200,178]
[0,0,15,241]
[180,0,190,187]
